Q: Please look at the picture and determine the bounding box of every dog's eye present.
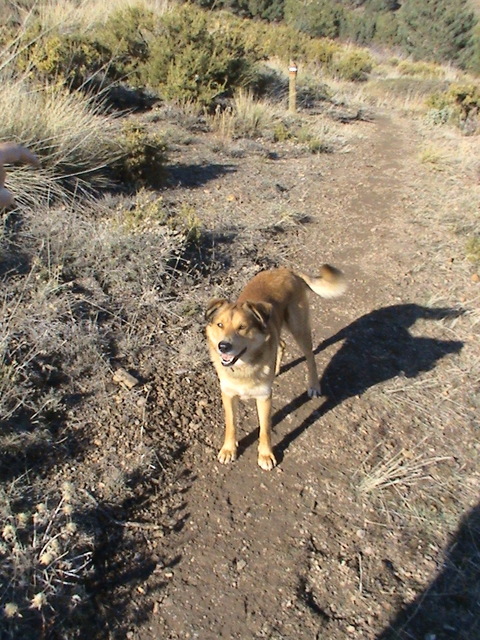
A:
[238,324,246,331]
[217,322,223,328]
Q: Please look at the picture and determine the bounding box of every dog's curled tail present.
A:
[298,264,346,299]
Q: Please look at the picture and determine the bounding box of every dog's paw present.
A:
[257,451,277,471]
[307,385,322,398]
[218,446,237,464]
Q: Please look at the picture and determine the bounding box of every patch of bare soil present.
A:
[6,107,478,639]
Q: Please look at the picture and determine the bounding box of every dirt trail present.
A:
[131,112,478,639]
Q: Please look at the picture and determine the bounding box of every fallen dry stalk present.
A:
[358,445,452,495]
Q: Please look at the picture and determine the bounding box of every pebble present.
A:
[236,559,247,572]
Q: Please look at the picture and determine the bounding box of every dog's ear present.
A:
[244,301,272,330]
[205,298,227,323]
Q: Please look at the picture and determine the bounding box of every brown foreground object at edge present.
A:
[0,142,40,208]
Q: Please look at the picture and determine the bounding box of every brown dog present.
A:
[206,265,346,470]
[0,142,40,208]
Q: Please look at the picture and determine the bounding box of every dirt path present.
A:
[129,112,478,639]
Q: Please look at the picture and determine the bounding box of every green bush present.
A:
[95,5,154,77]
[122,192,202,245]
[114,122,168,189]
[446,84,480,118]
[397,60,443,79]
[305,38,340,67]
[426,83,480,131]
[139,6,263,106]
[16,22,115,89]
[329,49,373,81]
[16,7,156,90]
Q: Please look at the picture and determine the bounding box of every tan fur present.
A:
[0,142,40,208]
[206,265,346,470]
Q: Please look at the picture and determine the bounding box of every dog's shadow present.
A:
[238,304,464,460]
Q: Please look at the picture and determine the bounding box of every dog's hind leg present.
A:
[275,338,286,376]
[285,303,321,398]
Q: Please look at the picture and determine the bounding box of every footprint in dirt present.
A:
[273,303,464,457]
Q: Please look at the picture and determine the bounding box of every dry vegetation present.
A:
[1,1,479,638]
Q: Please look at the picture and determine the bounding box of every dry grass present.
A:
[357,441,452,495]
[1,480,94,633]
[210,89,280,140]
[0,73,118,205]
[3,0,171,33]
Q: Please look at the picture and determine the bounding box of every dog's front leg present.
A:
[256,396,277,470]
[218,392,238,464]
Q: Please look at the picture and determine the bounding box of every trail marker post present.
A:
[289,60,298,114]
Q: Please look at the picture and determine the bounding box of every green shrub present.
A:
[426,83,480,131]
[305,38,340,66]
[273,122,294,142]
[262,23,312,61]
[446,84,480,119]
[329,49,373,81]
[247,63,288,102]
[174,203,203,245]
[122,192,202,245]
[114,122,168,189]
[14,6,158,91]
[18,29,115,89]
[95,5,154,76]
[121,189,168,230]
[139,6,263,106]
[397,60,443,79]
[295,126,331,153]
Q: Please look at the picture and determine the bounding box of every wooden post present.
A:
[288,59,298,114]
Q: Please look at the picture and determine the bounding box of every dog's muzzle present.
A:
[218,342,246,367]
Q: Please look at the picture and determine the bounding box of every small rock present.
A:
[236,559,247,572]
[113,368,140,390]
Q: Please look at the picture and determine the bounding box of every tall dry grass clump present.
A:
[0,74,118,205]
[211,89,280,139]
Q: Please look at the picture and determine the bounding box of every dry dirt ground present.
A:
[87,108,480,640]
[5,104,478,639]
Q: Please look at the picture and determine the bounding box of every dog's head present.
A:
[205,299,272,367]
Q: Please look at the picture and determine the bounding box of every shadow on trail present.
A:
[377,503,480,640]
[167,162,236,188]
[268,304,464,458]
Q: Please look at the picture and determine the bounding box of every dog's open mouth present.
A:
[219,348,246,367]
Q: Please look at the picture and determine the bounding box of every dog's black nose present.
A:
[218,341,232,353]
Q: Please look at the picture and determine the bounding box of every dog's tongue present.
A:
[221,353,235,364]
